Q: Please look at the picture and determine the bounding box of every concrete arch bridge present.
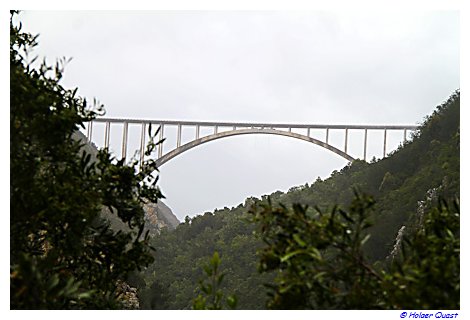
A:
[85,118,418,168]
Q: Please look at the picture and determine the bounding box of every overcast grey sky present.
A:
[19,11,459,220]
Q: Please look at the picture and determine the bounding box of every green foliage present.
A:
[250,194,459,309]
[139,206,273,309]
[10,12,163,309]
[251,192,382,309]
[382,199,460,309]
[192,252,237,310]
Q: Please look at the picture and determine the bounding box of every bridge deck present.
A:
[92,118,419,130]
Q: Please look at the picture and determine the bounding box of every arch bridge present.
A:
[86,118,418,168]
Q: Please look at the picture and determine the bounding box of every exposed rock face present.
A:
[143,201,180,235]
[116,280,140,309]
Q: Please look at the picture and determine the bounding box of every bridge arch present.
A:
[154,128,355,168]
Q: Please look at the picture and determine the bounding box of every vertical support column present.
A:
[383,129,388,158]
[158,124,164,158]
[403,129,407,142]
[363,128,368,161]
[344,128,349,153]
[288,127,292,132]
[104,121,111,149]
[122,121,128,162]
[214,125,218,134]
[196,125,200,139]
[87,121,93,142]
[140,122,146,168]
[326,128,329,144]
[177,124,182,148]
[233,126,236,131]
[307,128,311,137]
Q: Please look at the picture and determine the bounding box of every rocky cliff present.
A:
[143,201,180,235]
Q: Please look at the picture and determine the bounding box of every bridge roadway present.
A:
[86,118,419,167]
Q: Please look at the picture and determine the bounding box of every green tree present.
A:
[10,11,163,309]
[250,193,459,309]
[192,252,237,310]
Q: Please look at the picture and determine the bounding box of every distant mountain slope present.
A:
[274,90,459,260]
[72,130,180,233]
[139,90,459,309]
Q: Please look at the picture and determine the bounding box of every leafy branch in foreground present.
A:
[10,11,163,309]
[250,192,459,309]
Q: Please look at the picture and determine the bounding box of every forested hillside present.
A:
[137,90,459,309]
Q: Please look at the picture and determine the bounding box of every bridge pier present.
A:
[87,121,93,142]
[383,129,388,158]
[104,121,111,149]
[122,121,128,161]
[363,128,368,160]
[177,124,182,148]
[140,122,146,167]
[158,123,164,158]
